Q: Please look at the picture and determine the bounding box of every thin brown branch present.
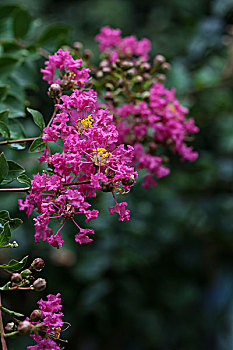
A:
[0,293,7,350]
[47,107,58,128]
[0,137,36,146]
[0,187,30,193]
[63,180,90,186]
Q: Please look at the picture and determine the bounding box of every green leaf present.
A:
[0,95,25,118]
[0,4,19,20]
[27,108,45,132]
[0,256,28,272]
[0,56,19,77]
[29,137,46,152]
[1,306,24,318]
[13,7,31,39]
[0,121,10,139]
[38,25,71,45]
[0,110,9,123]
[0,85,9,102]
[17,173,31,187]
[0,210,22,231]
[1,160,25,185]
[0,152,9,183]
[0,282,11,290]
[0,222,11,247]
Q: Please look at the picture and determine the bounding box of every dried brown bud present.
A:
[11,273,22,284]
[33,278,47,292]
[18,321,33,335]
[30,309,43,322]
[31,258,45,271]
[48,83,62,98]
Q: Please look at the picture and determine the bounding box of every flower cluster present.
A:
[27,293,64,350]
[114,83,199,187]
[41,48,90,88]
[93,26,199,187]
[95,25,151,62]
[19,50,137,248]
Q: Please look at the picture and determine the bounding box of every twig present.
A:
[0,293,7,350]
[0,187,30,193]
[63,180,90,186]
[0,137,36,146]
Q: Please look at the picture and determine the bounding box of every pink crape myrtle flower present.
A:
[19,82,137,248]
[95,26,151,61]
[27,294,64,350]
[111,83,199,187]
[41,48,90,86]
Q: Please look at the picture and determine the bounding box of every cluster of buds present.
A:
[19,49,137,248]
[4,258,46,291]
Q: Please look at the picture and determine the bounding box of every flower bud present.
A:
[5,322,15,332]
[161,62,171,71]
[31,258,45,271]
[156,73,166,82]
[105,91,113,101]
[33,278,47,292]
[48,84,62,98]
[60,79,73,91]
[134,75,143,84]
[102,66,111,73]
[96,70,104,78]
[83,49,93,59]
[11,273,22,284]
[141,62,151,71]
[154,55,165,64]
[18,321,33,335]
[105,83,114,91]
[126,68,137,78]
[21,269,32,278]
[122,175,135,186]
[30,309,43,322]
[121,60,134,70]
[73,41,83,51]
[101,181,114,192]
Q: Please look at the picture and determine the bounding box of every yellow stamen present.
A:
[55,327,61,339]
[81,114,94,129]
[92,148,112,166]
[168,103,176,114]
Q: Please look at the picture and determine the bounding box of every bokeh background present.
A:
[1,0,233,349]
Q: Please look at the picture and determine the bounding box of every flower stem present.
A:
[0,293,7,350]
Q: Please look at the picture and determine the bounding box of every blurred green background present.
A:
[1,0,233,349]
